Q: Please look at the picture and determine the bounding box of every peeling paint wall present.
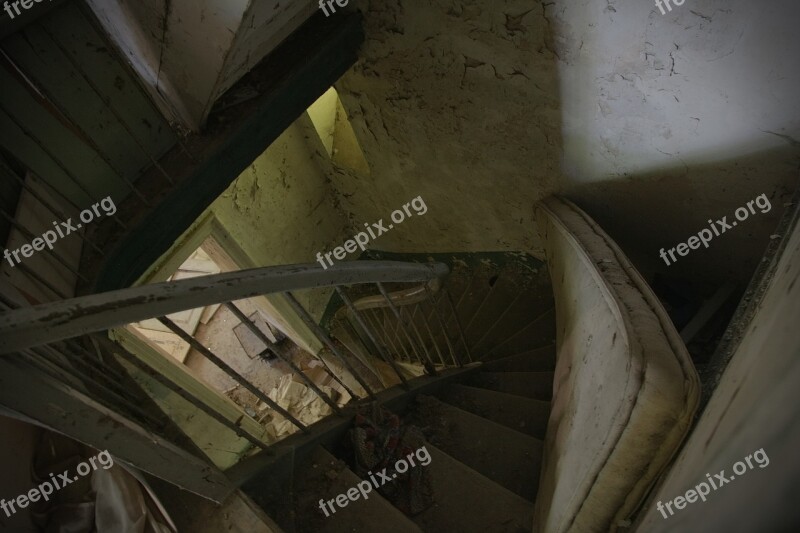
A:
[331,0,562,259]
[324,0,799,285]
[553,0,800,284]
[211,117,351,321]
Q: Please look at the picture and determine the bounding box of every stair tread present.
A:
[408,395,542,502]
[411,444,535,532]
[481,344,557,371]
[469,269,555,354]
[482,309,556,360]
[466,371,554,401]
[452,264,498,330]
[462,269,521,337]
[482,343,556,372]
[295,447,422,533]
[440,383,550,439]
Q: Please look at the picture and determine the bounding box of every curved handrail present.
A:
[343,278,441,313]
[0,261,449,354]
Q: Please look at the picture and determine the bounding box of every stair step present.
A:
[462,269,520,341]
[483,308,556,360]
[409,396,542,502]
[465,372,554,401]
[416,264,471,348]
[427,265,495,363]
[439,384,550,439]
[481,344,557,372]
[411,444,535,532]
[468,270,555,354]
[295,447,422,533]
[451,264,497,331]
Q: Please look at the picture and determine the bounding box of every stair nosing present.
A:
[482,314,556,358]
[419,395,544,448]
[443,382,552,408]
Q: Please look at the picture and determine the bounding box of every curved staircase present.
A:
[242,258,559,533]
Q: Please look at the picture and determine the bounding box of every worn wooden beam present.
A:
[0,355,233,502]
[0,261,449,353]
[87,10,364,293]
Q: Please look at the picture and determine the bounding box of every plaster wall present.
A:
[210,119,352,322]
[555,0,800,284]
[326,0,799,285]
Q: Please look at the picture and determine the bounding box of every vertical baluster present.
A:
[384,307,416,363]
[97,335,272,450]
[377,283,437,372]
[416,302,446,367]
[336,288,409,389]
[284,292,376,400]
[445,288,473,363]
[402,303,438,374]
[425,284,460,366]
[365,309,403,362]
[225,303,343,415]
[159,316,308,431]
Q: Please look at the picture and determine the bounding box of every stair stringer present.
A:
[532,197,700,533]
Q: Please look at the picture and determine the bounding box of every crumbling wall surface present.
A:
[552,0,800,284]
[212,120,351,321]
[331,0,799,283]
[333,0,563,258]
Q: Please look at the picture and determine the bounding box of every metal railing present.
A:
[0,261,472,462]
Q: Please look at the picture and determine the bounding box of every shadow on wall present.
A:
[566,144,799,286]
[330,0,564,256]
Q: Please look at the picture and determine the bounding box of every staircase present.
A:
[0,197,708,532]
[242,257,558,533]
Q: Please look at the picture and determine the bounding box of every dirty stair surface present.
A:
[246,258,558,532]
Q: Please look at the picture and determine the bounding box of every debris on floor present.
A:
[348,405,434,515]
[266,374,338,437]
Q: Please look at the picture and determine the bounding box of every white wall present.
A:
[554,0,800,182]
[334,0,799,285]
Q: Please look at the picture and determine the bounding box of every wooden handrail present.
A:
[0,261,448,353]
